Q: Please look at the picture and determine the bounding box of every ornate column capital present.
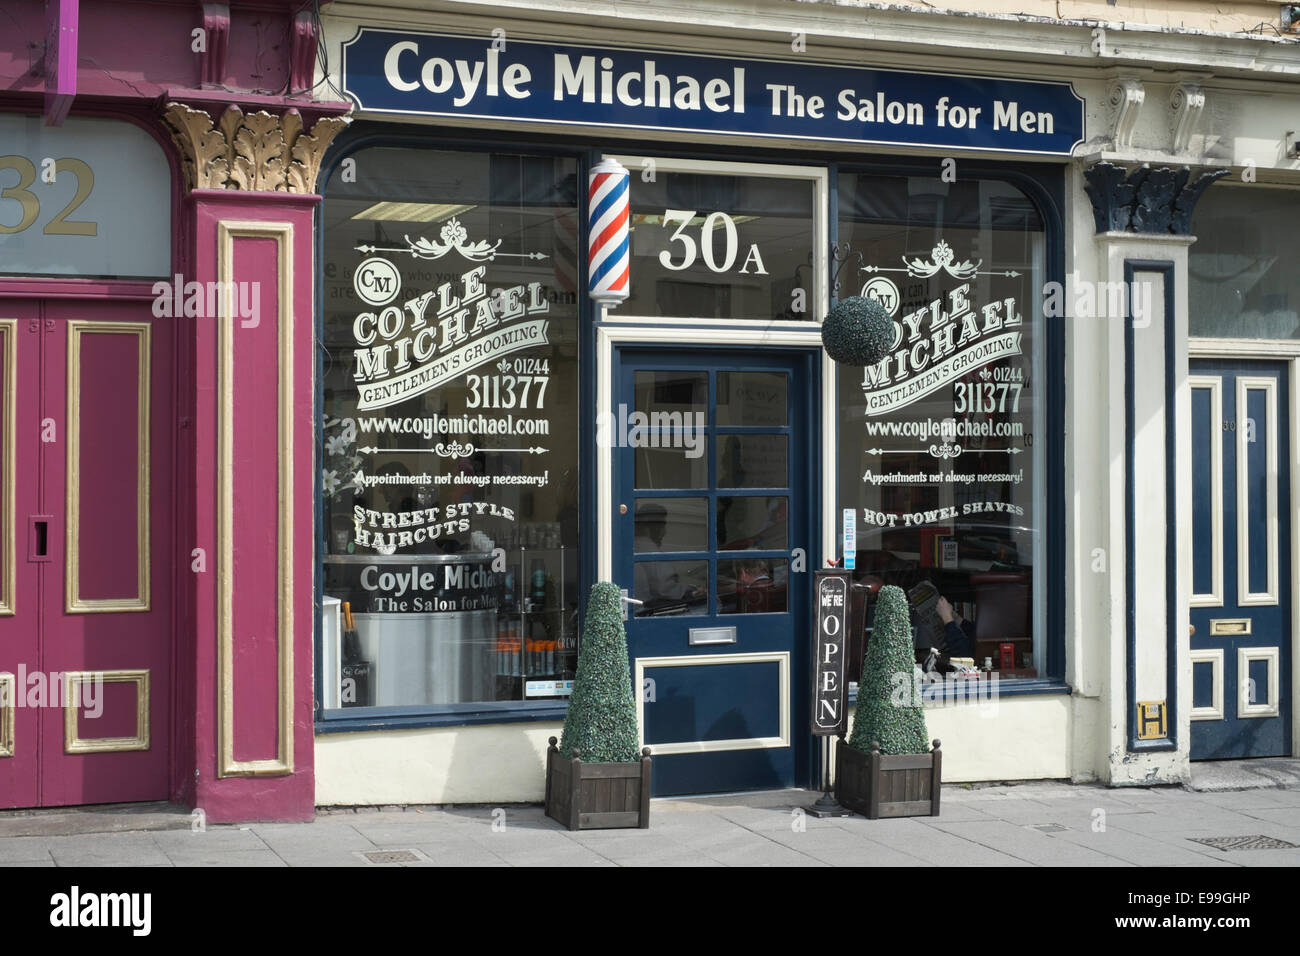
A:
[1082,161,1229,235]
[162,102,350,194]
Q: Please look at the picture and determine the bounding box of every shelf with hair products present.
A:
[496,546,578,700]
[846,562,1037,679]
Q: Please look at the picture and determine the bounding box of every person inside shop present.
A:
[935,596,976,656]
[633,504,701,612]
[722,557,776,613]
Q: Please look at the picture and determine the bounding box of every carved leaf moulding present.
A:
[1082,161,1229,236]
[162,102,350,194]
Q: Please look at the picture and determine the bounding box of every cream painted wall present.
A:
[864,696,1074,782]
[315,723,564,806]
[316,694,1073,805]
[925,0,1286,33]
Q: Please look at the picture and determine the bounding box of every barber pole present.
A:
[587,158,630,307]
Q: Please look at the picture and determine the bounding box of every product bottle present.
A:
[530,560,546,612]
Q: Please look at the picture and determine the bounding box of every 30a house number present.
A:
[658,209,767,274]
[0,155,97,236]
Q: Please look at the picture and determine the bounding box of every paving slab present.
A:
[846,816,1036,866]
[0,836,57,864]
[1048,824,1223,866]
[157,848,288,867]
[925,818,1132,866]
[44,832,174,867]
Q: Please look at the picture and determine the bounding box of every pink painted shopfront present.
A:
[0,0,344,821]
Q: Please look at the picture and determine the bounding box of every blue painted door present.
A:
[1189,360,1292,759]
[613,349,815,795]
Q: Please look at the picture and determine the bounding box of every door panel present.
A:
[615,350,814,795]
[0,309,42,808]
[0,299,172,808]
[1189,360,1292,760]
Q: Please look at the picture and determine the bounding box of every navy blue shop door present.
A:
[613,350,815,795]
[1189,361,1292,759]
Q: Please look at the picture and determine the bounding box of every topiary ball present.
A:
[821,295,895,366]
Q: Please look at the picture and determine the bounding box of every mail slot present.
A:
[1209,618,1251,636]
[688,626,737,646]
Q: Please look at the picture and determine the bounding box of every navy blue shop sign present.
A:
[342,29,1085,156]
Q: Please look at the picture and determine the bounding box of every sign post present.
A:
[808,568,851,817]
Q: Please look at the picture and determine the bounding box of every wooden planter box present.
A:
[835,738,942,819]
[544,737,652,831]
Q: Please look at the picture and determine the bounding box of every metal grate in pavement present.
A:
[1189,835,1298,851]
[362,849,422,864]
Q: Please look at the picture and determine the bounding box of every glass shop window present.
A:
[836,173,1046,681]
[320,147,581,712]
[613,156,824,321]
[1189,185,1300,340]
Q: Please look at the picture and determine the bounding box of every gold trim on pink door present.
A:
[0,320,14,616]
[64,321,151,613]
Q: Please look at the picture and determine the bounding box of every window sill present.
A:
[315,679,1073,735]
[847,677,1071,707]
[315,700,568,735]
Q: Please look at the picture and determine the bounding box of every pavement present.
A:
[2,761,1298,867]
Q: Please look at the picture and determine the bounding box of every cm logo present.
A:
[354,257,401,306]
[860,276,900,316]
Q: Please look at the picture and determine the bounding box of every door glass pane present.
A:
[716,435,787,488]
[633,560,708,616]
[718,558,789,614]
[717,372,786,425]
[634,498,707,552]
[717,496,788,550]
[634,370,707,415]
[636,446,708,489]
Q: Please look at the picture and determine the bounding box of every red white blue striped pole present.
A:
[587,158,630,308]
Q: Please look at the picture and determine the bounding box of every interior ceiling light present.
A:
[630,213,759,229]
[351,202,477,223]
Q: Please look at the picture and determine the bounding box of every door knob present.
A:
[1189,624,1195,636]
[619,503,628,514]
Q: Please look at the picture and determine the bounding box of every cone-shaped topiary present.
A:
[821,295,895,367]
[558,582,641,763]
[848,584,930,755]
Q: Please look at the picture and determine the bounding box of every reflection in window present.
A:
[1190,186,1300,340]
[718,558,789,615]
[718,496,788,551]
[716,435,788,488]
[717,372,787,425]
[320,147,581,710]
[636,446,708,489]
[634,498,707,552]
[836,172,1044,678]
[633,560,709,616]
